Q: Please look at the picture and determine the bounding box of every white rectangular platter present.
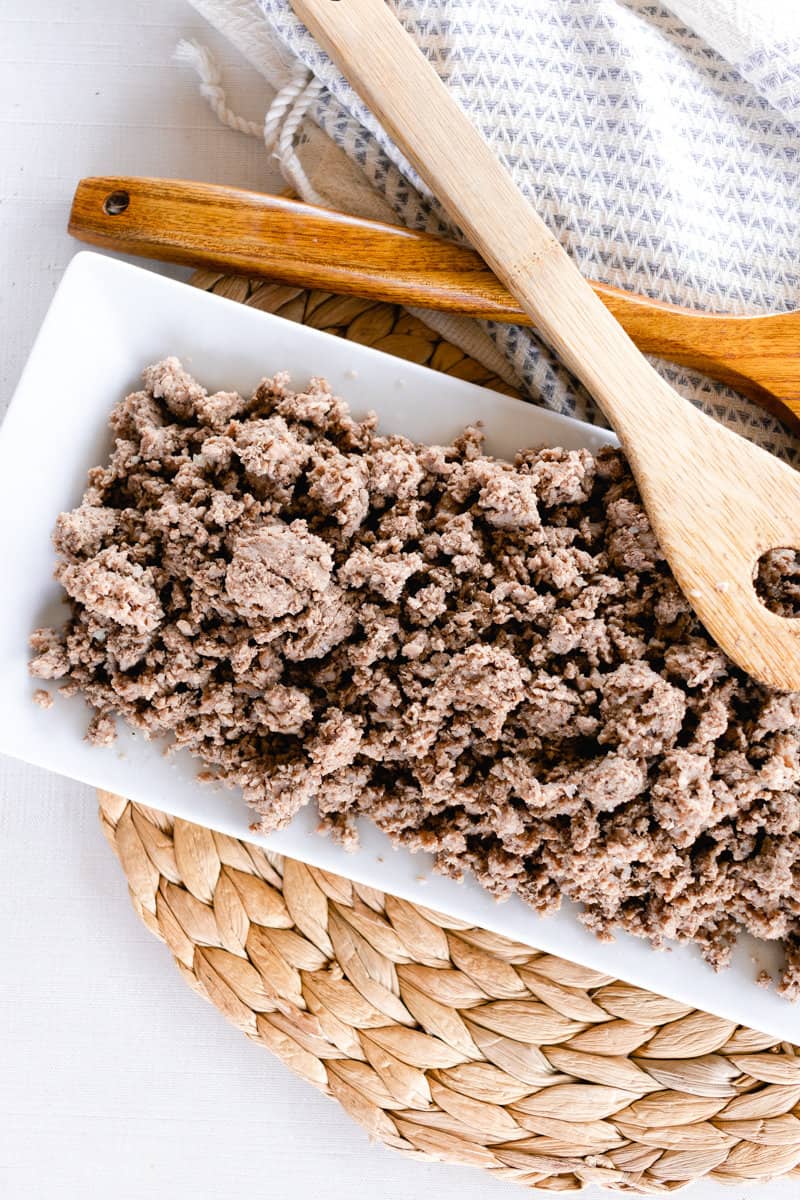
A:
[1,251,795,1040]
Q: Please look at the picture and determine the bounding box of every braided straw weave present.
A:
[98,277,800,1192]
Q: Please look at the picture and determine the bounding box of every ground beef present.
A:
[31,359,800,998]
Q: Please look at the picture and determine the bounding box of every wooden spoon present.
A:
[286,0,800,690]
[69,177,800,430]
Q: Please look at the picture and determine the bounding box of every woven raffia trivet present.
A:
[98,275,800,1193]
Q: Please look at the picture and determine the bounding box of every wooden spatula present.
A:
[287,0,800,689]
[69,177,800,430]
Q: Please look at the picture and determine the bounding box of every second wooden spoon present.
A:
[69,177,800,430]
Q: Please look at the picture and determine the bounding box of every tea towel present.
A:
[181,0,800,460]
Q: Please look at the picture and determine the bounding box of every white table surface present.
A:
[0,3,796,1197]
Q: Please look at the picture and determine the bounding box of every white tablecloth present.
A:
[1,3,797,1196]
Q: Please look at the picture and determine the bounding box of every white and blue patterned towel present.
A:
[186,0,800,459]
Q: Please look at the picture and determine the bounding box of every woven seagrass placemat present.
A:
[99,275,800,1193]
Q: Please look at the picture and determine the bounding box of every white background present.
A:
[0,2,795,1197]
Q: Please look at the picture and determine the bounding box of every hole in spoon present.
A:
[755,548,800,617]
[103,189,130,216]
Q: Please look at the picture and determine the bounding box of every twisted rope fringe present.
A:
[174,39,264,137]
[175,39,324,204]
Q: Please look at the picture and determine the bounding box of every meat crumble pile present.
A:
[31,359,800,994]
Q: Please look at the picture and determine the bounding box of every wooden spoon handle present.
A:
[70,177,524,319]
[71,177,655,329]
[69,177,800,428]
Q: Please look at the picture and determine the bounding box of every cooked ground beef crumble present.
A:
[31,359,800,996]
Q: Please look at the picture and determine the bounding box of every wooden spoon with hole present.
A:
[290,0,800,690]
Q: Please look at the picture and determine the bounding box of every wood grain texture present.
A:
[290,0,800,691]
[69,176,800,429]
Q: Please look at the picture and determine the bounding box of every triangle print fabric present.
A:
[256,0,800,460]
